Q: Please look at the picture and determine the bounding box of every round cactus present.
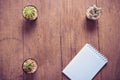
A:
[22,58,38,74]
[86,5,102,20]
[23,5,38,20]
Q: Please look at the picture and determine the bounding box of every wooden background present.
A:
[0,0,120,80]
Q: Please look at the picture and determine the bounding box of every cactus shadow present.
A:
[22,20,37,34]
[85,18,97,32]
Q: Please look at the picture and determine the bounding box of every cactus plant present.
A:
[86,5,102,20]
[22,58,38,74]
[23,5,38,21]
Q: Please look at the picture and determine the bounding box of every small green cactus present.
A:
[86,5,102,20]
[23,5,38,20]
[23,58,38,74]
[25,63,32,71]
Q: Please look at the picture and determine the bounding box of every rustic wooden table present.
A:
[0,0,120,80]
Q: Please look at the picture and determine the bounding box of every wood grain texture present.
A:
[60,0,101,80]
[98,0,120,80]
[0,0,120,80]
[22,0,62,80]
[0,0,23,80]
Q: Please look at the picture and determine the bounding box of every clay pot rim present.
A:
[86,5,102,20]
[22,58,38,74]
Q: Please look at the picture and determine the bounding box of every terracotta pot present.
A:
[86,5,102,20]
[22,58,38,74]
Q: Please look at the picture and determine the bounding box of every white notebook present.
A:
[62,44,108,80]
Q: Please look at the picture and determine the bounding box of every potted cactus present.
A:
[22,58,38,74]
[23,5,38,21]
[86,5,102,20]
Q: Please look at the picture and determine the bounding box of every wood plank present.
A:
[0,0,119,80]
[0,0,23,80]
[22,0,62,80]
[60,0,101,80]
[98,0,120,80]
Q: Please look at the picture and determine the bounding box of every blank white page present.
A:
[62,44,108,80]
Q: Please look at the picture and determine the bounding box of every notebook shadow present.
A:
[62,73,71,80]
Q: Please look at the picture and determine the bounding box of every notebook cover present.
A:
[62,43,108,80]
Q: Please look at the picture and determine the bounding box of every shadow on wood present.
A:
[62,73,70,80]
[85,18,97,32]
[22,20,37,34]
[23,72,36,80]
